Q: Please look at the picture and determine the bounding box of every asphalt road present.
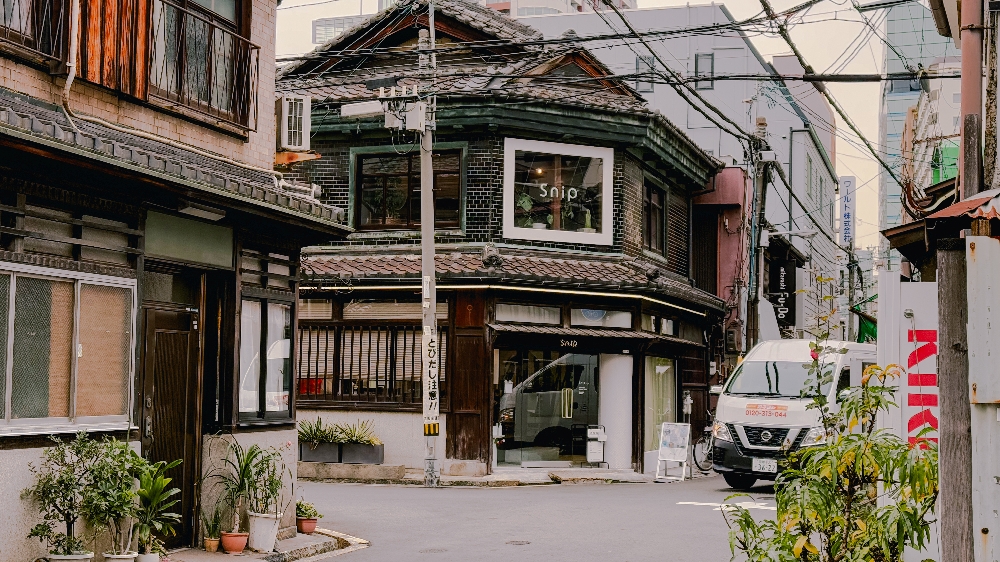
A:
[300,475,777,562]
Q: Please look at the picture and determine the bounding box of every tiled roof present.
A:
[300,251,724,312]
[0,87,348,230]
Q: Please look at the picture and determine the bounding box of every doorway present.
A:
[494,350,599,467]
[140,268,203,547]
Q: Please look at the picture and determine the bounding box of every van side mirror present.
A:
[710,385,724,395]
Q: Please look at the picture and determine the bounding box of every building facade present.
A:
[278,0,725,475]
[522,4,842,350]
[902,58,961,197]
[0,0,349,558]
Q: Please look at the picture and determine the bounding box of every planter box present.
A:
[299,442,341,463]
[341,443,384,464]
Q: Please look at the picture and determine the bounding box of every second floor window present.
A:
[357,150,461,229]
[636,56,654,93]
[695,53,714,90]
[643,182,665,255]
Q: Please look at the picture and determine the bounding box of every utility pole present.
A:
[960,0,984,197]
[937,238,974,562]
[748,117,768,347]
[419,5,440,487]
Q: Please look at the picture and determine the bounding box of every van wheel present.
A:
[723,473,757,491]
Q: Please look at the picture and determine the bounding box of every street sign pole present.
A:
[420,0,440,488]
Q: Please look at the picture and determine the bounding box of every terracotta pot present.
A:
[204,538,220,553]
[297,517,318,534]
[220,532,249,554]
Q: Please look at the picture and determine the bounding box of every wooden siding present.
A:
[691,206,718,295]
[81,0,149,99]
[667,189,690,277]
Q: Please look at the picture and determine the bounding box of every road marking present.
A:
[676,501,777,511]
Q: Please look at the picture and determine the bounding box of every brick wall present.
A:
[0,0,277,169]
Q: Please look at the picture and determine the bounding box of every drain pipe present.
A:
[59,0,283,187]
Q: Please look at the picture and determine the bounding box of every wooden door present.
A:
[446,329,489,462]
[141,306,201,548]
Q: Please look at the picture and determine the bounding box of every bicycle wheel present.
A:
[692,435,714,471]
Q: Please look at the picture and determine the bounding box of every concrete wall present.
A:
[297,410,447,470]
[1,446,47,562]
[201,429,299,540]
[0,0,277,169]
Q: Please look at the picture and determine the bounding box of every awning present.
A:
[926,187,1000,219]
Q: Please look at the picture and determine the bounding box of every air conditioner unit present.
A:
[276,95,311,151]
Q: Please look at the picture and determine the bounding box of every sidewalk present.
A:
[399,465,715,486]
[164,529,368,562]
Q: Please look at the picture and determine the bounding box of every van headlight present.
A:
[712,421,733,443]
[799,426,827,447]
[499,408,514,423]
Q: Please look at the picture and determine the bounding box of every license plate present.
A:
[752,458,778,473]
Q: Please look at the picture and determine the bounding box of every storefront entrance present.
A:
[494,351,599,467]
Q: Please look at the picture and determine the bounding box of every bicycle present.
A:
[691,409,715,472]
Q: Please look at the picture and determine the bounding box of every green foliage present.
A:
[201,503,224,540]
[296,499,322,519]
[210,438,291,532]
[297,418,382,446]
[82,438,149,555]
[21,433,101,555]
[135,459,182,555]
[723,275,939,562]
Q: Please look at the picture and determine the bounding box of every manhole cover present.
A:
[419,548,447,553]
[506,541,531,546]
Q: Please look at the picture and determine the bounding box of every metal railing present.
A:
[149,0,259,130]
[0,0,67,63]
[297,323,448,406]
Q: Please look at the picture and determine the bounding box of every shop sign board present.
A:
[768,259,797,328]
[840,176,856,247]
[657,422,690,462]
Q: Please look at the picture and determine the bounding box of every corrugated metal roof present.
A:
[926,187,1000,219]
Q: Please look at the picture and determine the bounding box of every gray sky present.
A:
[277,0,904,251]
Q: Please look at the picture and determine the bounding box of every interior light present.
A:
[536,168,543,174]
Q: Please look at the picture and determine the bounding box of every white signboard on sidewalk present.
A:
[840,176,856,247]
[657,422,690,462]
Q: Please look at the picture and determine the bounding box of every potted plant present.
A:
[515,192,546,229]
[82,438,149,561]
[200,504,223,553]
[21,433,100,561]
[295,499,322,535]
[337,420,384,464]
[213,439,290,554]
[134,460,182,562]
[298,418,341,463]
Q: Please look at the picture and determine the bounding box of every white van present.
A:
[712,339,876,490]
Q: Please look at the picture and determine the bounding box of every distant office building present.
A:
[901,57,961,195]
[878,3,958,271]
[312,0,400,44]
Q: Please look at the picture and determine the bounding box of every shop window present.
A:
[239,299,293,421]
[356,150,461,230]
[644,357,676,453]
[570,308,631,328]
[643,182,665,255]
[0,267,136,434]
[343,300,448,320]
[495,303,560,325]
[694,53,714,90]
[503,138,613,246]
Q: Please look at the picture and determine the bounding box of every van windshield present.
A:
[725,360,832,398]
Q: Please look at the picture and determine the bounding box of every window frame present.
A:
[635,55,655,93]
[238,293,296,424]
[502,137,614,246]
[351,145,466,231]
[694,53,714,90]
[0,261,137,436]
[643,181,666,256]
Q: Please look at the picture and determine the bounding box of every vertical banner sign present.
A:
[899,283,939,447]
[422,332,440,437]
[768,259,797,328]
[839,176,856,247]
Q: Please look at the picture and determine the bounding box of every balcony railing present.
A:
[0,0,67,63]
[149,0,259,130]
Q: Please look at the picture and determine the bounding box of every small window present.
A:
[570,309,631,328]
[239,299,293,421]
[496,303,560,325]
[357,150,461,230]
[643,182,665,255]
[635,56,654,93]
[953,92,961,104]
[806,156,815,198]
[694,53,714,90]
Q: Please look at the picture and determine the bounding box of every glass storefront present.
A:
[643,356,677,454]
[494,350,599,467]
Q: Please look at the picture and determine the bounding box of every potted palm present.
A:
[82,439,148,561]
[338,420,384,464]
[200,504,223,553]
[246,445,289,553]
[21,433,100,561]
[295,500,322,535]
[298,418,341,463]
[134,460,182,562]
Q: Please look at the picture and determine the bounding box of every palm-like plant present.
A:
[134,459,182,555]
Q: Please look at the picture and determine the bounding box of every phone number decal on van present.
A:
[745,404,789,417]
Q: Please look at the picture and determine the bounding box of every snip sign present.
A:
[745,404,788,418]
